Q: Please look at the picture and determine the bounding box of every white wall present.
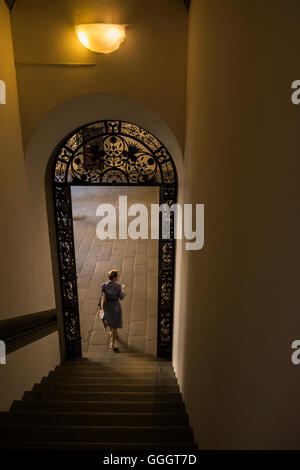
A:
[0,332,61,411]
[173,0,300,449]
[9,0,187,341]
[0,0,186,368]
[0,0,55,319]
[0,0,61,410]
[11,0,187,149]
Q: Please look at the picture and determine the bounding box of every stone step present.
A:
[0,354,196,450]
[61,359,172,366]
[83,354,165,360]
[11,400,186,413]
[44,375,177,385]
[65,354,168,359]
[57,363,163,370]
[83,353,158,359]
[0,424,194,443]
[0,411,189,427]
[57,364,173,371]
[68,355,162,360]
[0,441,197,451]
[33,383,180,393]
[53,368,175,377]
[61,360,173,367]
[23,391,183,402]
[51,372,175,380]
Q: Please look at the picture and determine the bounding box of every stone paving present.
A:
[71,186,159,356]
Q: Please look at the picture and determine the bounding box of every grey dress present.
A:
[98,280,125,328]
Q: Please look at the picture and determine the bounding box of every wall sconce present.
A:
[75,23,127,54]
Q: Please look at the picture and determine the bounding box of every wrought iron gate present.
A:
[52,120,177,358]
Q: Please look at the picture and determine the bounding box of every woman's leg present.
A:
[109,327,117,348]
[112,328,117,347]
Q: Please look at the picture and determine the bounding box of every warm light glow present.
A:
[77,31,89,48]
[75,23,127,54]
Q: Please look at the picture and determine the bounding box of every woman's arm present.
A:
[100,292,106,309]
[98,283,106,309]
[119,284,125,300]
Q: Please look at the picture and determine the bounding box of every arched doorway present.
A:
[51,120,177,358]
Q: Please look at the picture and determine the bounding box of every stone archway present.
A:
[51,120,177,358]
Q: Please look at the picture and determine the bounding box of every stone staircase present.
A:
[0,353,198,451]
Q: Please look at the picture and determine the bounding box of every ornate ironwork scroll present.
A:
[53,186,81,356]
[157,186,177,357]
[52,120,177,358]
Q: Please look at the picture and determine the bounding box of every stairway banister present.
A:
[0,310,58,354]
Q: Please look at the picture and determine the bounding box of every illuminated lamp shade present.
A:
[75,23,127,54]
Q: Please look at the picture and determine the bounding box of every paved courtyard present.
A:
[71,186,159,356]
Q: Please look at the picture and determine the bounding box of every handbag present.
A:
[99,307,108,331]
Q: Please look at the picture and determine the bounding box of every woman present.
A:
[98,269,125,349]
